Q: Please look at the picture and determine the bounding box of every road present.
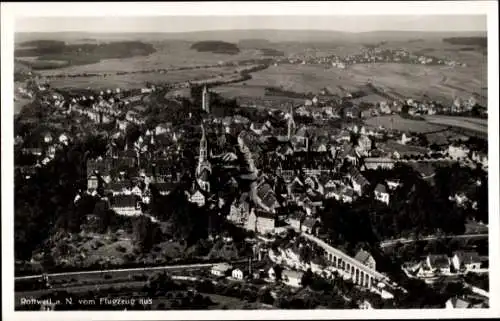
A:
[15,260,246,281]
[379,233,488,248]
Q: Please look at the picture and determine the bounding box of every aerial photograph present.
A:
[9,7,493,314]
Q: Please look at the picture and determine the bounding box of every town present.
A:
[14,70,489,310]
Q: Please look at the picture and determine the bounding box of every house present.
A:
[276,144,294,159]
[109,195,142,216]
[287,210,305,232]
[153,182,175,196]
[211,263,232,277]
[252,270,263,280]
[359,300,374,309]
[301,218,318,235]
[282,270,304,288]
[363,158,395,170]
[288,177,306,198]
[22,147,43,156]
[86,158,113,183]
[448,145,470,160]
[255,181,280,212]
[451,193,469,207]
[105,181,132,195]
[445,296,486,309]
[452,251,482,271]
[414,164,436,181]
[291,127,310,151]
[43,132,53,144]
[231,268,246,280]
[117,119,128,131]
[245,210,277,235]
[189,190,206,207]
[374,184,390,205]
[341,188,355,203]
[87,175,100,193]
[399,133,412,145]
[386,179,401,190]
[155,123,171,136]
[321,184,336,199]
[354,249,377,270]
[426,254,451,274]
[356,135,372,155]
[349,168,370,196]
[58,133,70,145]
[471,151,488,168]
[228,194,251,225]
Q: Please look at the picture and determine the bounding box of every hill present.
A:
[190,41,240,54]
[443,37,487,48]
[15,40,156,70]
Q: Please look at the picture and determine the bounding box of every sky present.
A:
[16,15,487,33]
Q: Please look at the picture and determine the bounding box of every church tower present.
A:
[202,85,210,113]
[287,104,296,140]
[196,124,211,192]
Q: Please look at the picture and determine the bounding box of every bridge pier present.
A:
[322,247,382,289]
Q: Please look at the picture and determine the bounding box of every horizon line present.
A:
[15,28,487,34]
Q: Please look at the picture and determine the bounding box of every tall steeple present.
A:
[202,85,210,113]
[196,123,211,193]
[199,123,207,162]
[287,104,296,139]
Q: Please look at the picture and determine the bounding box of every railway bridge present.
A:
[302,233,390,289]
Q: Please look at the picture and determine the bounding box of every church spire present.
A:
[199,123,207,161]
[196,122,211,193]
[287,104,296,139]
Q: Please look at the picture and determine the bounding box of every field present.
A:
[45,65,247,90]
[212,62,486,106]
[363,115,446,133]
[34,41,265,76]
[14,35,486,104]
[424,115,488,134]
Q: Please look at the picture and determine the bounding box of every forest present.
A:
[442,37,487,48]
[190,41,240,54]
[15,40,156,69]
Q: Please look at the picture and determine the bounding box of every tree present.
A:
[133,216,163,252]
[301,268,314,288]
[272,265,283,282]
[125,124,142,145]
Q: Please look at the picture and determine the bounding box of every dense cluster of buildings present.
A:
[14,61,489,309]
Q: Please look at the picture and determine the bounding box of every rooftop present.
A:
[454,251,481,264]
[428,254,450,268]
[354,249,374,266]
[110,194,140,208]
[374,183,388,194]
[282,269,304,280]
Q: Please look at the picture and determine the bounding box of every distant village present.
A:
[275,47,468,69]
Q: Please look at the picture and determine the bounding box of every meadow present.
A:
[213,62,486,106]
[34,41,264,76]
[45,65,248,90]
[424,115,488,134]
[364,115,446,133]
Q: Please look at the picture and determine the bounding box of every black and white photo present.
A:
[1,1,499,320]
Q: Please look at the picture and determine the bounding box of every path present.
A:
[379,233,488,248]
